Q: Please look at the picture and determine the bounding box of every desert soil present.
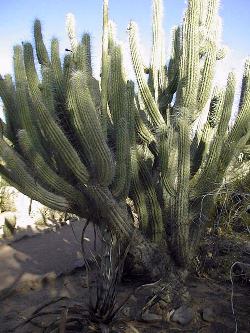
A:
[0,224,249,332]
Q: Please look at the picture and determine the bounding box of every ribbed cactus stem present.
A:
[177,0,200,111]
[197,42,217,112]
[0,75,19,144]
[199,0,209,27]
[106,44,131,197]
[34,19,51,67]
[168,26,181,83]
[82,33,92,76]
[63,54,74,96]
[41,67,56,118]
[23,42,41,95]
[137,148,164,243]
[151,0,165,100]
[130,149,149,235]
[111,118,130,199]
[217,73,236,130]
[134,99,156,145]
[207,87,225,128]
[191,87,225,176]
[86,185,133,237]
[173,107,190,266]
[14,45,46,157]
[18,129,87,213]
[128,21,166,129]
[108,45,128,125]
[68,71,114,186]
[193,72,236,193]
[126,80,136,145]
[159,26,180,109]
[204,0,219,35]
[100,0,109,137]
[221,59,250,168]
[66,13,78,53]
[159,126,175,196]
[51,38,64,101]
[0,137,70,212]
[238,58,250,111]
[26,80,90,185]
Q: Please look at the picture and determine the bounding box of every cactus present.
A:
[0,0,249,271]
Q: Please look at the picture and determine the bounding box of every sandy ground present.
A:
[0,220,98,296]
[0,224,249,332]
[0,267,249,332]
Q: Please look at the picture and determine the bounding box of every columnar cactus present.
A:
[0,0,249,272]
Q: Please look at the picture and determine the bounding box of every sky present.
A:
[0,0,249,109]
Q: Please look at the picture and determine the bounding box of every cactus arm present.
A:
[220,59,250,169]
[176,0,200,112]
[128,21,166,129]
[126,80,136,145]
[108,46,128,125]
[17,129,88,213]
[111,118,130,199]
[68,71,114,186]
[40,67,57,118]
[159,126,175,196]
[0,137,70,211]
[197,42,217,113]
[107,45,131,198]
[81,33,93,76]
[86,184,133,237]
[51,38,65,102]
[192,72,236,194]
[25,77,90,185]
[169,0,200,266]
[63,54,74,96]
[191,87,225,176]
[0,75,19,145]
[159,26,180,110]
[76,34,101,113]
[134,97,156,145]
[25,41,64,123]
[14,45,48,158]
[13,46,34,134]
[238,59,250,111]
[204,0,219,36]
[130,149,149,235]
[22,43,41,94]
[75,44,89,73]
[151,0,166,101]
[171,108,190,266]
[73,41,101,114]
[66,13,78,53]
[100,0,109,137]
[0,165,32,200]
[34,19,51,67]
[137,147,164,243]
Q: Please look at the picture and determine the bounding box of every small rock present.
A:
[142,311,162,321]
[202,307,215,322]
[171,305,193,325]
